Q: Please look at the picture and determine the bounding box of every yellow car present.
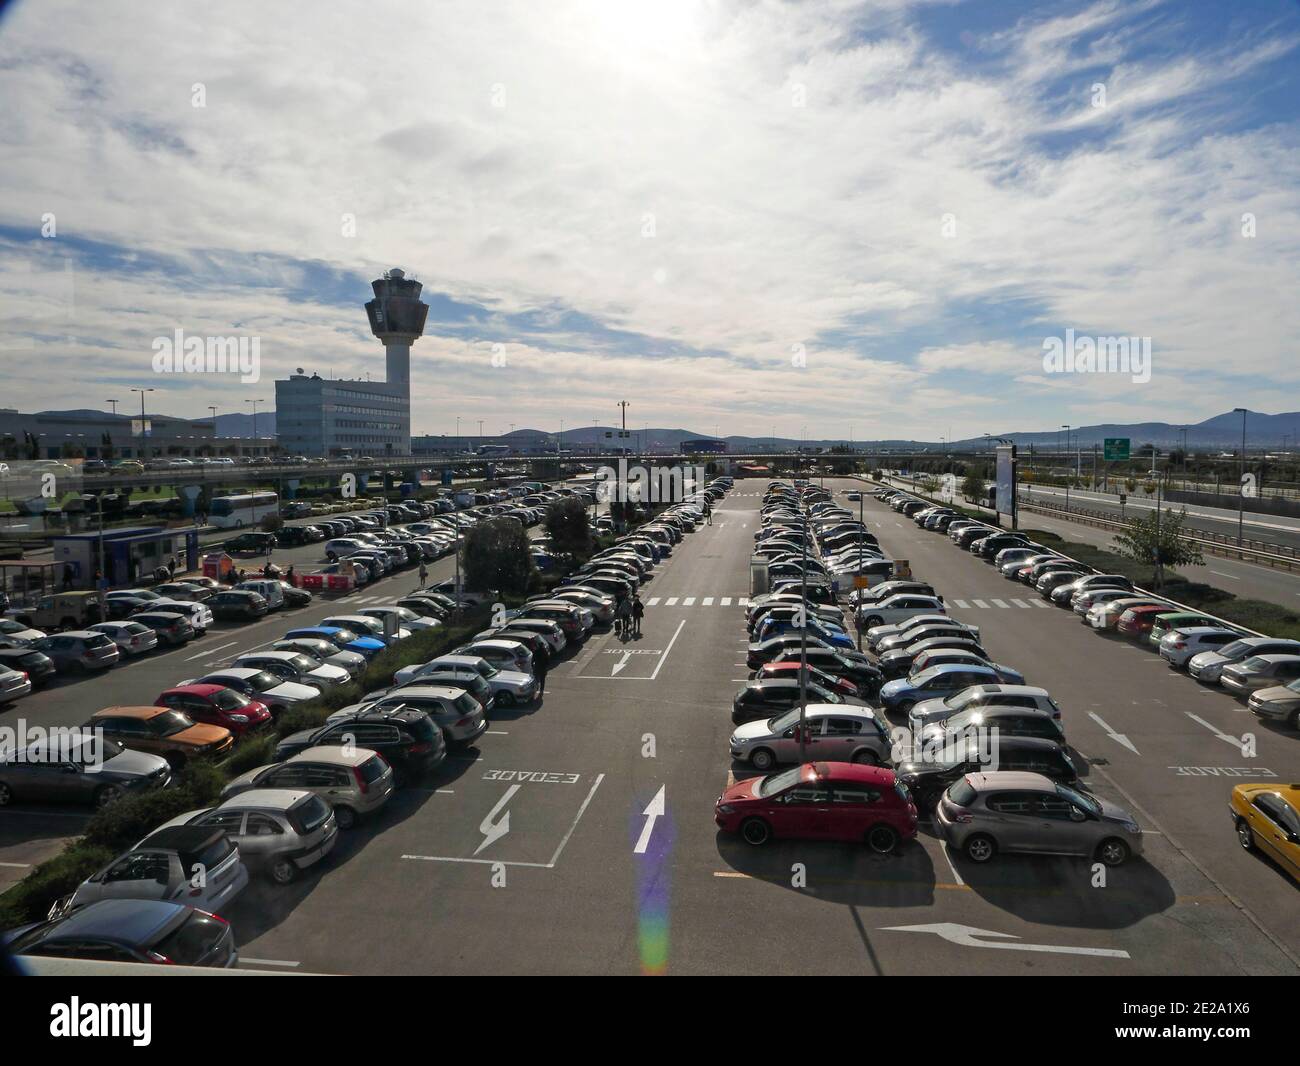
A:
[1230,783,1300,884]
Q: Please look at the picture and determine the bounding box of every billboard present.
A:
[995,445,1015,517]
[1103,437,1130,461]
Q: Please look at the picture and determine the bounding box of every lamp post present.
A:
[106,399,119,417]
[245,399,264,449]
[1235,407,1248,547]
[130,388,154,459]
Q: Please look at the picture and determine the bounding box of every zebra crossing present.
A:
[948,597,1052,609]
[334,592,409,605]
[640,594,1052,610]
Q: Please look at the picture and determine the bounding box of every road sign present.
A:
[853,575,871,589]
[1104,437,1130,461]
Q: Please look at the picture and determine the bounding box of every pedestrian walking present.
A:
[285,564,295,585]
[533,641,550,697]
[615,594,631,637]
[632,595,644,636]
[62,564,74,590]
[418,561,428,587]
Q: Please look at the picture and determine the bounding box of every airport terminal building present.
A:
[274,373,410,457]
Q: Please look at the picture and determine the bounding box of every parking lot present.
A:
[2,478,1297,975]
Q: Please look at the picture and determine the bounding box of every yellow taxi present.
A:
[1230,782,1300,884]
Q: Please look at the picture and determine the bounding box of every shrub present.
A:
[0,843,115,929]
[226,732,278,776]
[81,759,225,855]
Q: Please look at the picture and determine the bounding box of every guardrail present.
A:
[1017,496,1300,572]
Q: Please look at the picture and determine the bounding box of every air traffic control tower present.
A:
[364,267,429,388]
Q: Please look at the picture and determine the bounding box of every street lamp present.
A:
[105,399,119,416]
[245,399,265,452]
[130,388,154,457]
[1235,407,1248,547]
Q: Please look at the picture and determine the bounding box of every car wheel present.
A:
[740,817,771,846]
[0,782,13,806]
[965,834,997,863]
[94,784,124,809]
[1235,817,1255,851]
[326,552,338,563]
[865,616,883,628]
[749,747,776,771]
[496,692,515,708]
[1096,837,1130,867]
[866,824,899,854]
[334,805,357,830]
[1289,709,1300,731]
[269,857,298,884]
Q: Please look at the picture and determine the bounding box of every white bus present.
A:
[209,491,279,528]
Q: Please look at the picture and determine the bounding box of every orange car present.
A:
[1230,782,1300,885]
[84,706,234,768]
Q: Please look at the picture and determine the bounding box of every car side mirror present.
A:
[1069,808,1086,822]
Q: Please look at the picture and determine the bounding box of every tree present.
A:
[463,517,536,595]
[961,472,984,501]
[1112,507,1203,588]
[543,496,592,559]
[921,476,940,495]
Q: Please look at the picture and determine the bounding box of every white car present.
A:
[856,595,948,629]
[0,619,47,648]
[0,665,33,704]
[356,606,439,634]
[454,639,533,676]
[88,621,159,656]
[1157,627,1243,669]
[394,654,535,707]
[148,599,214,635]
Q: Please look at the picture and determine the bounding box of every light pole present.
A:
[619,401,630,456]
[130,388,154,458]
[106,399,119,417]
[1235,407,1248,547]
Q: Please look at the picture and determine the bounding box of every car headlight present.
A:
[1123,821,1141,834]
[717,804,735,815]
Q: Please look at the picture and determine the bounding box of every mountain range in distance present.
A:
[29,408,1298,451]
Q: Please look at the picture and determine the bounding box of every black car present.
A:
[897,736,1079,810]
[877,637,988,680]
[762,646,883,698]
[208,590,269,621]
[395,596,449,621]
[279,582,313,608]
[274,707,446,784]
[276,525,316,547]
[107,595,153,621]
[224,532,277,554]
[0,646,58,686]
[731,679,855,725]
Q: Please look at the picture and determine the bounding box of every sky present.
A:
[0,0,1298,442]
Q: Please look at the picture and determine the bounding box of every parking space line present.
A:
[184,640,237,661]
[647,620,687,681]
[546,772,606,866]
[240,958,301,968]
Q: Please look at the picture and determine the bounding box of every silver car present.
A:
[155,789,338,884]
[935,772,1142,866]
[1156,626,1242,669]
[729,705,892,770]
[1220,654,1300,697]
[1188,637,1300,684]
[337,684,488,745]
[53,824,249,918]
[393,653,535,707]
[88,621,159,656]
[0,665,32,704]
[221,746,394,828]
[233,650,350,691]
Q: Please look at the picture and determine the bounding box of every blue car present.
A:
[754,617,853,649]
[879,663,1004,714]
[285,625,385,660]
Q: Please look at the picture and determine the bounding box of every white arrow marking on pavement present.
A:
[1087,712,1140,755]
[634,786,666,854]
[1184,712,1243,749]
[881,923,1129,958]
[611,650,632,676]
[474,784,520,855]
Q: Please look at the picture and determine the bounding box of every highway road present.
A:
[2,479,1296,974]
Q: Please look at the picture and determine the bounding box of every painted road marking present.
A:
[951,599,969,608]
[1087,712,1140,755]
[720,597,732,605]
[647,597,661,606]
[1185,711,1244,749]
[703,597,714,605]
[683,596,696,606]
[1013,599,1032,608]
[881,923,1130,959]
[184,640,237,661]
[666,597,679,606]
[972,599,989,608]
[1032,599,1052,607]
[991,599,1009,608]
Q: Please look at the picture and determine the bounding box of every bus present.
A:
[209,491,279,529]
[477,444,511,457]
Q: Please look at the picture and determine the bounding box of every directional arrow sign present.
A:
[611,650,632,676]
[881,923,1129,959]
[1087,712,1140,755]
[474,784,520,855]
[1185,712,1243,750]
[634,786,665,854]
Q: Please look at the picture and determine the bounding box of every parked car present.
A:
[729,705,892,769]
[153,790,338,884]
[232,650,349,691]
[154,684,273,738]
[1188,637,1300,685]
[180,668,319,715]
[51,825,249,918]
[129,610,196,646]
[0,619,46,648]
[908,684,1063,737]
[0,732,170,809]
[897,736,1079,811]
[5,899,237,966]
[32,630,120,673]
[145,599,213,635]
[4,591,105,631]
[1157,626,1243,669]
[1220,655,1300,698]
[0,646,56,687]
[1230,782,1300,883]
[284,625,385,660]
[87,620,159,656]
[275,706,446,785]
[208,589,270,621]
[880,664,1007,715]
[913,702,1066,749]
[1247,678,1300,731]
[731,678,862,724]
[714,762,918,852]
[269,638,367,680]
[84,706,234,769]
[340,684,488,746]
[221,746,394,829]
[935,772,1141,866]
[394,653,535,706]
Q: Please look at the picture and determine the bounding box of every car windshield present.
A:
[756,766,804,797]
[151,710,194,736]
[768,708,805,732]
[287,654,318,672]
[1057,783,1101,815]
[1218,640,1254,659]
[213,689,251,710]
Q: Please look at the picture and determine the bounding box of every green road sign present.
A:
[1104,437,1130,461]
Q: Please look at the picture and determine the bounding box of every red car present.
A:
[1116,604,1170,638]
[754,661,860,698]
[154,684,273,738]
[715,762,917,853]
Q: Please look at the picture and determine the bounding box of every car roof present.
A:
[811,761,895,785]
[240,650,302,661]
[965,771,1056,791]
[218,788,311,809]
[294,745,375,767]
[162,684,225,696]
[42,898,187,942]
[380,684,464,699]
[138,825,226,854]
[93,705,166,719]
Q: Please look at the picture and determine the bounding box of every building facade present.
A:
[274,374,410,457]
